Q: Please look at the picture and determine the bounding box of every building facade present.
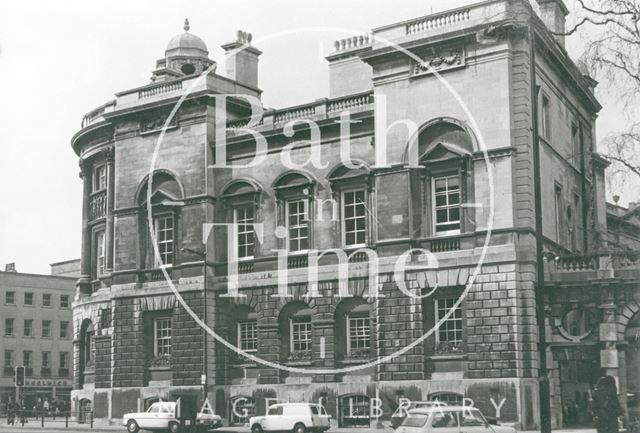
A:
[70,0,639,429]
[0,266,76,413]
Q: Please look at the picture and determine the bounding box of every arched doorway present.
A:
[229,396,256,425]
[339,394,370,427]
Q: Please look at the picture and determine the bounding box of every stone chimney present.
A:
[221,30,262,90]
[4,263,16,272]
[536,0,569,47]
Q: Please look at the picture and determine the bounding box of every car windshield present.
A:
[401,413,429,428]
[147,405,160,413]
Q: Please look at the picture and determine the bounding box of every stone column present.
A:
[78,160,92,295]
[105,146,115,273]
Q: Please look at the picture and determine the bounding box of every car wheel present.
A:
[126,419,140,433]
[293,422,306,433]
[251,424,263,433]
[168,421,180,433]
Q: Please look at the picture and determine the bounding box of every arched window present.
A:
[328,162,371,248]
[335,297,372,361]
[415,120,475,237]
[137,171,184,268]
[221,180,262,261]
[279,301,312,362]
[273,172,315,253]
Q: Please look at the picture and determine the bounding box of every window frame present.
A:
[434,297,463,350]
[5,318,14,336]
[59,352,69,369]
[346,315,371,355]
[42,320,52,338]
[23,350,32,368]
[541,94,551,140]
[60,295,69,308]
[4,350,13,368]
[23,319,33,337]
[289,316,312,353]
[24,292,33,306]
[286,198,310,253]
[432,174,462,236]
[341,188,367,248]
[233,205,255,261]
[42,351,50,369]
[237,321,258,353]
[153,317,172,357]
[5,291,14,305]
[42,294,52,308]
[93,164,107,193]
[60,321,69,339]
[153,214,175,267]
[554,184,563,244]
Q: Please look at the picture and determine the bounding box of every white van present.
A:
[249,403,331,433]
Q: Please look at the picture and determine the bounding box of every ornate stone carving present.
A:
[412,46,465,77]
[139,109,179,134]
[103,146,115,164]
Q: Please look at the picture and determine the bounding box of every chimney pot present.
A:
[536,0,569,48]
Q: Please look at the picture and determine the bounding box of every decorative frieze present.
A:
[411,46,465,77]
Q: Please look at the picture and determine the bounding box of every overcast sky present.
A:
[0,0,633,274]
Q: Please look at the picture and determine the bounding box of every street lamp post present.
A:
[181,246,208,403]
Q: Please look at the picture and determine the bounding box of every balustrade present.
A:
[405,8,470,34]
[138,80,183,99]
[89,191,107,220]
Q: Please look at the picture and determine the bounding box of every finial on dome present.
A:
[184,18,190,32]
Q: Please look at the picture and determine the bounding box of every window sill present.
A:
[148,365,171,372]
[286,360,313,367]
[428,353,466,361]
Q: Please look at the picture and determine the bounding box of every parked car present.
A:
[122,401,222,433]
[249,403,331,433]
[395,407,516,433]
[390,401,448,429]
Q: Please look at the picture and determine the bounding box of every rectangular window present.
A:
[59,352,69,369]
[60,295,69,308]
[154,215,174,266]
[95,230,105,276]
[23,319,33,337]
[555,185,562,244]
[42,352,50,369]
[5,319,13,336]
[60,321,69,339]
[42,294,51,307]
[154,318,172,357]
[435,298,462,349]
[290,318,312,352]
[23,351,32,368]
[24,292,33,306]
[4,350,12,368]
[237,321,258,352]
[93,164,106,192]
[42,320,51,338]
[287,199,309,252]
[571,122,580,165]
[347,316,371,354]
[433,175,461,235]
[541,95,551,139]
[234,206,255,259]
[342,189,366,247]
[5,291,14,305]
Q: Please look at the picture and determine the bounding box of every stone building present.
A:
[69,0,639,429]
[0,265,75,413]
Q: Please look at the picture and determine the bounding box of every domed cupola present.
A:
[151,19,216,82]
